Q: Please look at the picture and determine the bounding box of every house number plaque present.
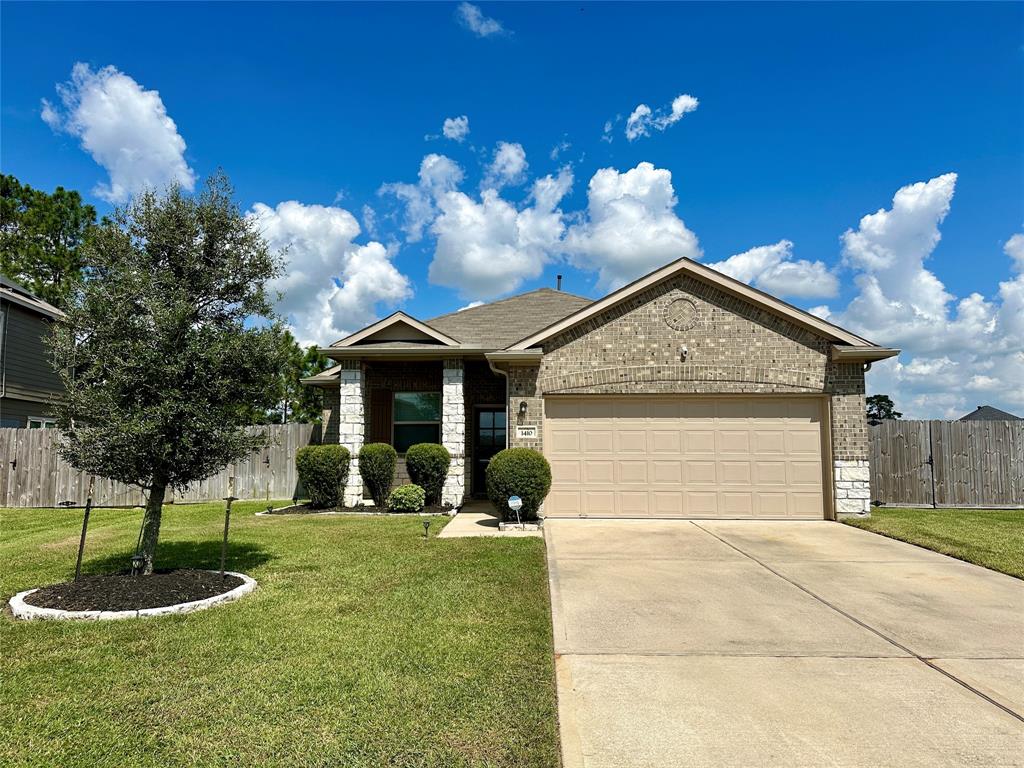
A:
[516,425,538,439]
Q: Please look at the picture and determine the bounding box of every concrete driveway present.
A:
[545,519,1024,768]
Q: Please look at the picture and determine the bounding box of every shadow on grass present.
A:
[83,539,275,577]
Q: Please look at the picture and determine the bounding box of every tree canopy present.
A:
[866,394,902,422]
[50,173,290,572]
[1,174,96,307]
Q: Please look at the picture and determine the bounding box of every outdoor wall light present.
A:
[518,400,528,416]
[680,345,689,362]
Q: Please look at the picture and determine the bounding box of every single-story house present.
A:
[304,257,898,519]
[958,405,1021,421]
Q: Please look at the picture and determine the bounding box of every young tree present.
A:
[866,394,902,422]
[1,174,96,308]
[49,173,290,574]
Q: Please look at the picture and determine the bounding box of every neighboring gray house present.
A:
[304,257,898,519]
[0,277,64,428]
[958,405,1021,421]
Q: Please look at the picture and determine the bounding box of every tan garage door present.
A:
[544,396,825,519]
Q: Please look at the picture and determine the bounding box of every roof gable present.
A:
[331,312,459,348]
[508,257,882,351]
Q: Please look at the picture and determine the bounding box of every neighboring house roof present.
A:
[958,405,1022,421]
[425,288,592,349]
[0,276,65,320]
[509,257,887,354]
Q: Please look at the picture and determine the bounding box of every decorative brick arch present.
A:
[536,364,827,395]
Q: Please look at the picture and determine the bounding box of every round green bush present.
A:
[387,483,426,514]
[295,444,350,509]
[485,448,552,521]
[359,443,397,507]
[404,443,451,506]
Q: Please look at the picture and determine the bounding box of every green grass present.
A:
[0,502,559,767]
[843,507,1024,579]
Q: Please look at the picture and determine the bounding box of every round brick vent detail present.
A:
[665,298,698,331]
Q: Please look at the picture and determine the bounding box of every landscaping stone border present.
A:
[8,570,257,621]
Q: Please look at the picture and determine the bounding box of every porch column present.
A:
[338,360,365,507]
[441,358,466,508]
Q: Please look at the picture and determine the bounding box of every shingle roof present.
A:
[958,405,1022,421]
[0,275,64,320]
[426,288,592,349]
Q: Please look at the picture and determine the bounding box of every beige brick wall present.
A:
[506,274,870,468]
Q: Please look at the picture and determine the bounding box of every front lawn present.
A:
[0,502,559,767]
[843,507,1024,579]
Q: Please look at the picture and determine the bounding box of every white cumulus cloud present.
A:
[456,2,505,37]
[249,201,412,346]
[824,174,1024,417]
[565,162,701,290]
[483,141,528,190]
[379,153,464,242]
[429,167,573,300]
[708,240,839,299]
[41,63,195,203]
[442,115,470,142]
[625,93,699,141]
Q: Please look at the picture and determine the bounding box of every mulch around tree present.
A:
[23,569,244,612]
[265,504,452,515]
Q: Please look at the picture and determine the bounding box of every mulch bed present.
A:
[23,569,244,612]
[265,504,452,515]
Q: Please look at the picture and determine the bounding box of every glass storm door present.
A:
[473,409,507,496]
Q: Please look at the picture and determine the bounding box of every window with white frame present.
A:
[27,417,56,429]
[392,392,441,453]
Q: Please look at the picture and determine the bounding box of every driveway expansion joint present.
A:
[690,521,1024,724]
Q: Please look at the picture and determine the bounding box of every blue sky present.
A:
[2,2,1022,417]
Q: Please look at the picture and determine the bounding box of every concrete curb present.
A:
[8,570,257,621]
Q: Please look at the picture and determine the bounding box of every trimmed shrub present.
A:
[295,444,350,509]
[405,443,451,506]
[359,443,397,507]
[387,483,426,514]
[485,448,552,521]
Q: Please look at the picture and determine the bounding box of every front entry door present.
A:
[473,408,507,496]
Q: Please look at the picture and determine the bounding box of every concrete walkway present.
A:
[546,519,1024,768]
[436,500,542,538]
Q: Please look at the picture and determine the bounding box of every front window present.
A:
[392,392,441,453]
[27,418,56,429]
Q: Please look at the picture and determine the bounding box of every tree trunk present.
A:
[139,482,168,575]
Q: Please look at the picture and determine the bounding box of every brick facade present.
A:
[503,274,872,517]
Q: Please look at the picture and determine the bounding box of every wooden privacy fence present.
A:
[0,422,317,508]
[869,420,1024,508]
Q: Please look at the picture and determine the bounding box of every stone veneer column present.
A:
[337,361,365,507]
[834,460,871,517]
[441,359,466,507]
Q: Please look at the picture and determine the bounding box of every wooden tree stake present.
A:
[220,476,237,583]
[74,477,96,582]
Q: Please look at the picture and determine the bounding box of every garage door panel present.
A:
[618,492,650,516]
[551,460,581,484]
[789,461,823,485]
[718,431,750,453]
[583,430,614,452]
[685,430,716,453]
[616,430,647,453]
[653,461,683,484]
[549,430,581,454]
[651,430,681,453]
[720,461,751,485]
[585,491,615,516]
[618,461,648,484]
[686,461,716,484]
[543,396,824,519]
